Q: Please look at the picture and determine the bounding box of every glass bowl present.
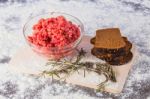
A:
[23,12,84,59]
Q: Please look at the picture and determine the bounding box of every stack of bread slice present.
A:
[91,28,133,65]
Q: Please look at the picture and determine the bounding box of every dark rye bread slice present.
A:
[91,37,131,50]
[95,28,126,48]
[91,37,133,65]
[90,28,133,65]
[91,49,133,65]
[91,28,134,54]
[91,48,125,61]
[91,41,127,54]
[91,37,132,61]
[91,37,132,57]
[107,51,133,65]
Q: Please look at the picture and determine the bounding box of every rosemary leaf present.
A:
[42,48,117,92]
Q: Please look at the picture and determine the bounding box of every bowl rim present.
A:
[23,12,84,50]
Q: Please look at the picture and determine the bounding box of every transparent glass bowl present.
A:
[23,12,84,59]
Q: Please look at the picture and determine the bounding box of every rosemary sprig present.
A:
[41,48,116,92]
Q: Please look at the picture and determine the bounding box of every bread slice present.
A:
[91,37,132,61]
[107,51,133,65]
[91,28,127,54]
[91,37,132,54]
[94,28,126,49]
[90,28,133,65]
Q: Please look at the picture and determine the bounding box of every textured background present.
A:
[0,0,150,99]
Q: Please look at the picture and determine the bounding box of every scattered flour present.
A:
[0,0,150,98]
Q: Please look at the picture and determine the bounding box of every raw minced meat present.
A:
[28,16,80,48]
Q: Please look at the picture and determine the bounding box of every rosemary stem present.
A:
[42,48,116,92]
